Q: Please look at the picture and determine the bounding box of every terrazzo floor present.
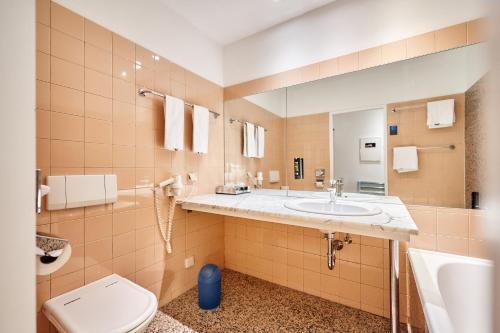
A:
[159,269,415,333]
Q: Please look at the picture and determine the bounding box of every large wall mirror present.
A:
[223,43,489,208]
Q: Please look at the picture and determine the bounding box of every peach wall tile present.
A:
[51,56,84,90]
[113,100,135,124]
[136,226,155,250]
[360,265,384,288]
[36,110,51,139]
[51,244,84,277]
[85,237,112,267]
[113,34,135,61]
[437,208,468,237]
[113,253,136,276]
[85,93,112,121]
[469,211,487,240]
[338,243,360,263]
[85,68,112,98]
[360,245,384,268]
[113,210,136,236]
[36,23,50,53]
[135,147,154,167]
[359,47,382,70]
[467,18,488,45]
[113,189,136,212]
[381,40,407,64]
[51,112,84,141]
[85,118,112,144]
[51,3,84,40]
[36,51,50,82]
[135,207,155,229]
[50,269,84,297]
[51,29,84,65]
[468,239,491,259]
[339,260,360,283]
[36,280,50,312]
[437,235,468,255]
[113,56,136,82]
[337,279,361,303]
[136,66,155,88]
[113,145,136,167]
[85,20,112,52]
[85,214,112,242]
[135,246,155,271]
[409,207,437,234]
[303,253,321,272]
[338,53,359,74]
[85,43,112,75]
[136,45,156,69]
[436,23,467,52]
[410,233,437,251]
[113,78,135,104]
[51,140,84,167]
[114,168,136,190]
[36,139,50,169]
[50,219,84,245]
[85,260,113,284]
[37,80,51,110]
[113,231,136,257]
[407,32,435,58]
[51,84,84,116]
[361,284,384,309]
[85,143,112,167]
[36,0,50,25]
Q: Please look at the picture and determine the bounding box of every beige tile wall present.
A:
[387,94,465,208]
[225,206,491,328]
[286,113,330,190]
[35,1,225,332]
[224,19,488,101]
[224,98,285,188]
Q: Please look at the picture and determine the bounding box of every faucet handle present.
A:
[329,179,336,187]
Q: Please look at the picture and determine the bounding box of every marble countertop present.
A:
[181,190,418,241]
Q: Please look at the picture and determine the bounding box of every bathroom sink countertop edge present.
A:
[181,190,418,241]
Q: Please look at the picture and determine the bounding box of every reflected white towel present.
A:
[193,105,209,154]
[427,99,455,129]
[164,95,184,151]
[243,122,256,158]
[393,146,418,173]
[256,126,265,158]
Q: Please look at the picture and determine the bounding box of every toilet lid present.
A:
[43,274,157,333]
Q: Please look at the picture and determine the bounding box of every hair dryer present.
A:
[154,175,183,253]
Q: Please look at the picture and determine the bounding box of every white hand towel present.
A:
[243,122,256,158]
[192,105,209,154]
[393,146,418,173]
[269,170,280,183]
[256,126,265,158]
[427,99,455,129]
[164,95,184,151]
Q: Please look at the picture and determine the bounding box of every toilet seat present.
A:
[43,274,158,333]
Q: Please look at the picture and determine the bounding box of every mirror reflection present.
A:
[224,43,489,208]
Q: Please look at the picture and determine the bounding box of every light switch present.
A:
[104,175,117,203]
[46,176,66,210]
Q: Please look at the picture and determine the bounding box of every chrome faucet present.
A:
[327,178,344,203]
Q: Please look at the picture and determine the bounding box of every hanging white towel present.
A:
[393,146,418,173]
[164,95,184,151]
[269,170,280,183]
[243,122,256,158]
[427,99,455,129]
[192,105,209,154]
[256,126,265,159]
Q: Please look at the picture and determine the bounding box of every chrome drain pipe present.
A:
[324,233,352,270]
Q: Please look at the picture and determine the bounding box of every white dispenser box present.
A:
[47,175,117,210]
[359,137,381,162]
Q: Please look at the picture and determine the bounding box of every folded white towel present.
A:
[393,146,418,173]
[164,95,184,151]
[269,170,280,183]
[192,105,209,154]
[427,99,455,129]
[243,122,256,158]
[256,126,265,159]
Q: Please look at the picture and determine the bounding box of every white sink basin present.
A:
[284,199,382,216]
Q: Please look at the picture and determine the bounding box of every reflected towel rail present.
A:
[391,103,427,112]
[137,88,220,119]
[229,118,267,132]
[398,144,455,150]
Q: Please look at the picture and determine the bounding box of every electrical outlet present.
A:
[184,256,195,268]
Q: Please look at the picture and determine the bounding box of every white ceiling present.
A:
[160,0,336,45]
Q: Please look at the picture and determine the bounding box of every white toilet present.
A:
[43,274,158,333]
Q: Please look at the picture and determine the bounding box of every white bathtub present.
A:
[408,248,493,333]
